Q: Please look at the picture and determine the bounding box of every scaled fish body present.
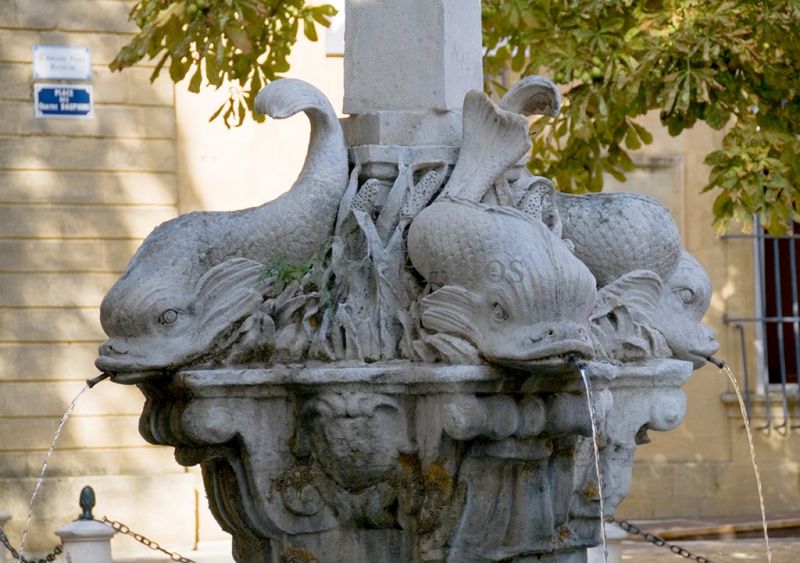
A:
[408,91,596,366]
[96,79,349,382]
[409,200,596,365]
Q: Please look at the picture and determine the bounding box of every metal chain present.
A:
[0,526,63,563]
[102,516,197,563]
[609,516,715,562]
[0,513,717,563]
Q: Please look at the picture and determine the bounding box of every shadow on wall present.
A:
[0,0,198,551]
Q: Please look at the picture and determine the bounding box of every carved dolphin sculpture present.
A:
[594,252,718,367]
[408,91,597,366]
[96,79,349,381]
[556,191,683,286]
[498,78,684,286]
[499,76,715,367]
[514,176,684,285]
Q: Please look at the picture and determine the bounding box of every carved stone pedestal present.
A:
[138,359,690,562]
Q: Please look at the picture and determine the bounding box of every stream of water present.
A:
[17,384,89,562]
[578,366,608,563]
[720,364,772,563]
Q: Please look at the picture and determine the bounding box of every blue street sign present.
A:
[34,84,94,119]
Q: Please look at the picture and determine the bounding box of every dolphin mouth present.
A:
[684,345,721,368]
[487,337,595,367]
[95,353,173,384]
[678,337,720,367]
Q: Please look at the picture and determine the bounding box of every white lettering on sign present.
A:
[32,45,92,81]
[34,83,94,119]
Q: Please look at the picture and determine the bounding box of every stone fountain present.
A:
[95,2,718,561]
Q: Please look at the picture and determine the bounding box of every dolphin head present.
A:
[659,252,718,368]
[96,257,272,383]
[418,242,596,368]
[594,253,718,368]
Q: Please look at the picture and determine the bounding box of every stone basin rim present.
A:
[171,358,693,395]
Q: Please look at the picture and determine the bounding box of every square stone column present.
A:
[342,0,482,148]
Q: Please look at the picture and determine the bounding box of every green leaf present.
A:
[303,17,319,42]
[205,52,221,87]
[225,25,253,54]
[209,102,225,123]
[631,122,653,144]
[624,127,642,150]
[149,52,169,82]
[188,65,203,93]
[310,4,337,26]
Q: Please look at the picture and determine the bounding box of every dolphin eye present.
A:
[492,303,508,321]
[159,309,179,325]
[675,288,696,305]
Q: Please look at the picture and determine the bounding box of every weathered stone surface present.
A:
[0,448,181,479]
[93,62,717,563]
[0,381,142,417]
[0,308,104,342]
[0,273,122,307]
[134,360,690,562]
[1,415,145,450]
[0,342,126,381]
[342,111,464,148]
[0,1,136,33]
[0,137,175,172]
[0,30,144,66]
[343,0,482,115]
[0,101,175,138]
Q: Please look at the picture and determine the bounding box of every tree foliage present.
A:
[112,0,800,232]
[110,0,336,127]
[483,0,800,233]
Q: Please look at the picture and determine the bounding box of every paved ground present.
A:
[620,537,796,562]
[113,537,796,562]
[114,540,232,562]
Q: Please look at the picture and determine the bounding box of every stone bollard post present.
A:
[0,510,11,563]
[54,486,115,563]
[587,523,628,563]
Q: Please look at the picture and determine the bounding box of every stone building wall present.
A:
[0,1,345,557]
[0,0,195,555]
[615,114,800,521]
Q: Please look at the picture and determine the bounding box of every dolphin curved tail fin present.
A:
[442,90,531,202]
[255,78,338,122]
[499,75,561,118]
[249,78,348,263]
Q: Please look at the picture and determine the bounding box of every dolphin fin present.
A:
[441,90,531,202]
[195,258,272,329]
[421,332,481,364]
[419,285,481,343]
[595,270,664,321]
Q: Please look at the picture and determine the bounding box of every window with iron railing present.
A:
[723,217,800,431]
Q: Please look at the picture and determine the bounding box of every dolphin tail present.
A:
[250,79,349,264]
[255,78,337,121]
[442,90,531,202]
[499,75,561,117]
